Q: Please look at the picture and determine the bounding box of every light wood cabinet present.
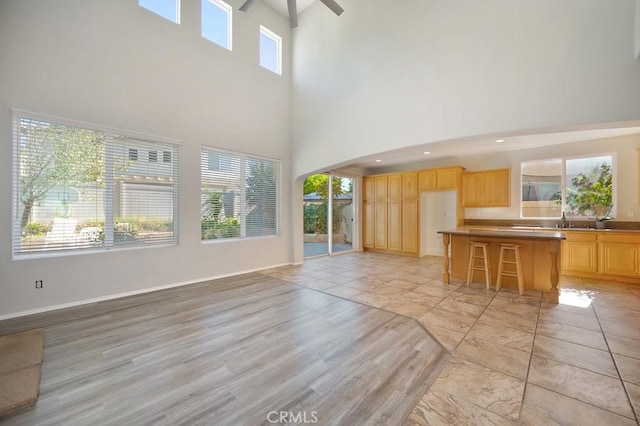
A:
[461,173,483,207]
[374,201,388,249]
[403,172,418,198]
[559,231,640,282]
[402,198,419,254]
[388,174,402,200]
[418,170,437,191]
[363,201,374,248]
[418,167,461,191]
[375,176,388,201]
[462,168,510,207]
[484,169,511,206]
[436,167,459,190]
[363,165,462,255]
[599,234,640,277]
[388,200,403,252]
[562,232,598,273]
[363,177,374,201]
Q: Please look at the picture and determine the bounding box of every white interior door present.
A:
[420,191,457,256]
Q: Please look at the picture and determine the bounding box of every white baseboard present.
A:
[0,262,292,321]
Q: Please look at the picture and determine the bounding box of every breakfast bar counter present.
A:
[438,228,566,303]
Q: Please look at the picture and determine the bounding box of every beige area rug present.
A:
[0,328,45,420]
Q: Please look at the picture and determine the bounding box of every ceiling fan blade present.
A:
[239,0,257,12]
[287,0,298,27]
[319,0,344,16]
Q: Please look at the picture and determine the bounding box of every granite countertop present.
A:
[463,219,640,232]
[462,225,640,234]
[438,228,566,240]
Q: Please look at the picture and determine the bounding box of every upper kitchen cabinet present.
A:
[462,168,511,207]
[388,174,402,200]
[375,176,388,200]
[402,172,418,198]
[363,176,374,201]
[418,166,463,191]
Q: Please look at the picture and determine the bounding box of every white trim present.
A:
[0,263,292,321]
[259,25,282,75]
[203,0,233,51]
[11,109,181,146]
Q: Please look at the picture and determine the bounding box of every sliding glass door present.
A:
[332,175,353,254]
[303,173,354,258]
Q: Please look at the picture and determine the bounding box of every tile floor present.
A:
[262,251,640,425]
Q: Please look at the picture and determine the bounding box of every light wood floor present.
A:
[0,272,449,425]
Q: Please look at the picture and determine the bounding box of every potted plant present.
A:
[566,163,613,229]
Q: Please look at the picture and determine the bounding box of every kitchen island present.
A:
[438,228,566,303]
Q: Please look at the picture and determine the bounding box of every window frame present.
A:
[12,110,180,259]
[259,25,282,75]
[520,153,616,220]
[200,145,280,242]
[201,0,233,50]
[139,0,181,24]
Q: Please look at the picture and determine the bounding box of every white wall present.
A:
[0,0,292,317]
[292,0,640,179]
[636,0,640,58]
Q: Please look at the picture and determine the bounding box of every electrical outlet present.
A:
[35,280,43,289]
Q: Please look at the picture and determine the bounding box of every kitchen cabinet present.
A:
[418,170,437,191]
[599,234,640,277]
[461,173,483,206]
[402,198,419,254]
[418,167,462,191]
[562,232,598,273]
[388,200,402,252]
[462,168,510,207]
[374,201,388,249]
[388,174,402,200]
[484,169,511,206]
[363,201,374,248]
[363,177,374,201]
[558,230,640,282]
[375,176,388,201]
[403,172,418,198]
[363,165,463,255]
[436,167,459,190]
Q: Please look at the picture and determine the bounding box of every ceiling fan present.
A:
[239,0,344,28]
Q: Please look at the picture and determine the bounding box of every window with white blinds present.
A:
[201,147,279,241]
[13,112,179,257]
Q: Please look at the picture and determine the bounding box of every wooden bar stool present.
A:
[496,244,524,295]
[466,242,491,289]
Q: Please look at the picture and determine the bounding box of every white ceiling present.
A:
[352,126,640,172]
[262,0,317,17]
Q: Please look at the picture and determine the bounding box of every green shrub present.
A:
[24,222,50,236]
[113,217,173,232]
[303,202,342,234]
[202,217,240,240]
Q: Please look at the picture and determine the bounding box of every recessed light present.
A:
[375,159,382,163]
[423,151,431,155]
[495,139,505,143]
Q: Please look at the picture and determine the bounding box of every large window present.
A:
[139,0,180,24]
[521,154,614,219]
[259,26,282,75]
[202,0,232,50]
[13,112,179,257]
[201,147,279,241]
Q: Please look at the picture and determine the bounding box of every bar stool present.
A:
[496,244,524,295]
[466,242,491,289]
